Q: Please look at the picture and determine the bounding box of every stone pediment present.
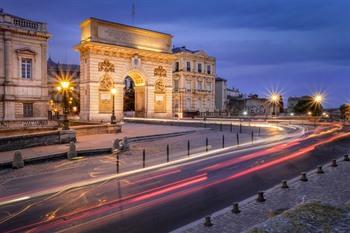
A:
[15,47,37,55]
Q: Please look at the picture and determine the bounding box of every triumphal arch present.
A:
[75,18,174,121]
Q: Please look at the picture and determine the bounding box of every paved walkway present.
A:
[174,156,350,233]
[0,123,200,164]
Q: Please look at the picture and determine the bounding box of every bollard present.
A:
[166,144,170,163]
[236,132,240,146]
[230,122,233,132]
[258,127,261,136]
[251,131,254,143]
[239,123,242,134]
[256,191,266,202]
[281,180,289,189]
[231,203,241,214]
[316,165,324,174]
[116,152,120,173]
[204,216,213,227]
[344,154,350,161]
[142,149,146,168]
[331,159,337,167]
[300,172,308,182]
[220,122,223,131]
[222,134,225,148]
[12,150,24,169]
[187,140,190,156]
[206,137,209,152]
[67,141,77,159]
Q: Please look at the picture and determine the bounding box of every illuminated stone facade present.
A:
[172,47,215,117]
[76,18,175,122]
[0,10,50,123]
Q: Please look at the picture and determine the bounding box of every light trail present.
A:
[5,174,207,233]
[3,128,348,233]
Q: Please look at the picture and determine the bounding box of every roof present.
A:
[86,17,173,37]
[47,57,80,71]
[216,77,227,82]
[172,46,199,54]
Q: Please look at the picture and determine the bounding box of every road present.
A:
[0,123,349,233]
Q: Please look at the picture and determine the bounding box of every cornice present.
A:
[76,41,176,63]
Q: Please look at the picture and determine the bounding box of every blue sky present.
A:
[3,0,350,107]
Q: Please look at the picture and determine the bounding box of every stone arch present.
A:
[124,70,146,117]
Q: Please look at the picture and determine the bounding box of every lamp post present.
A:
[311,93,324,127]
[110,88,117,124]
[269,93,280,117]
[57,80,72,130]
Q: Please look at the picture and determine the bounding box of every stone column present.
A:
[41,43,49,118]
[3,31,15,120]
[4,31,12,84]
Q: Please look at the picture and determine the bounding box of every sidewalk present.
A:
[0,123,200,164]
[174,156,350,233]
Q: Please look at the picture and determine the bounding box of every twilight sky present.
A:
[3,0,350,107]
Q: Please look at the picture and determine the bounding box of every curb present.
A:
[171,154,349,233]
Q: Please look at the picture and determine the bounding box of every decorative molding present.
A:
[15,48,37,56]
[99,73,114,90]
[155,78,165,93]
[154,66,167,77]
[98,59,115,72]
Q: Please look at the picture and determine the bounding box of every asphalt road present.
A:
[0,124,349,233]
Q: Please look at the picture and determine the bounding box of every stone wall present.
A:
[0,130,76,152]
[73,124,121,136]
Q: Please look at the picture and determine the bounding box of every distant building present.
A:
[47,58,80,117]
[287,96,310,113]
[0,9,50,126]
[227,87,240,98]
[245,96,269,116]
[172,46,215,117]
[215,77,227,111]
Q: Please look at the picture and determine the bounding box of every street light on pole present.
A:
[56,80,72,130]
[110,87,117,124]
[311,93,325,127]
[269,93,280,117]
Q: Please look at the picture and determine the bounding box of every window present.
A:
[173,79,179,91]
[197,63,202,73]
[23,103,33,117]
[186,62,191,72]
[206,82,212,91]
[197,80,203,90]
[207,65,211,74]
[185,80,191,91]
[21,58,32,79]
[175,62,179,72]
[185,98,191,110]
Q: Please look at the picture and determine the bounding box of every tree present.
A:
[279,95,284,113]
[340,104,350,120]
[293,96,323,116]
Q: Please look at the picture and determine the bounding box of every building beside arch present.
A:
[75,18,175,122]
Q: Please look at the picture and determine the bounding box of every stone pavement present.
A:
[174,156,350,233]
[0,123,201,164]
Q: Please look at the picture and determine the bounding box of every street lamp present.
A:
[110,87,117,124]
[56,80,72,130]
[269,93,280,117]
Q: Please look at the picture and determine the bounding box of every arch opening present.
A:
[124,71,146,117]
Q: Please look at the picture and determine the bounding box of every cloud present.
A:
[2,0,349,107]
